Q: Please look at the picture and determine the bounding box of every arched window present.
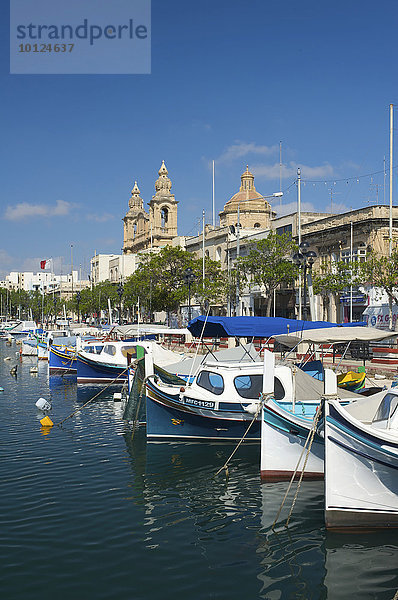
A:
[133,223,137,239]
[216,246,222,261]
[161,207,168,229]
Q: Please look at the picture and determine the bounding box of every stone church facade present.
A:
[123,160,178,254]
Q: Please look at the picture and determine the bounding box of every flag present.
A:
[40,259,52,270]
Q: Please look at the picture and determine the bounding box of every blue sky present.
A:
[1,0,398,279]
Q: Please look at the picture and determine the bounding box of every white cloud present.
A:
[86,213,114,223]
[252,161,335,180]
[4,199,72,221]
[216,141,279,165]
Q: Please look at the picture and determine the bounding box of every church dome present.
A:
[225,165,267,208]
[219,165,273,229]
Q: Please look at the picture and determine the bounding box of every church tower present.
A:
[148,160,178,246]
[123,181,149,254]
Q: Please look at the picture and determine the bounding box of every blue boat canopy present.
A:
[187,316,365,339]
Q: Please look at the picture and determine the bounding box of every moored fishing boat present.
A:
[77,340,182,384]
[325,388,398,529]
[144,353,341,442]
[336,370,366,392]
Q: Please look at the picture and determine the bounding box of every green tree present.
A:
[312,260,362,321]
[124,247,196,321]
[360,250,398,327]
[237,232,298,316]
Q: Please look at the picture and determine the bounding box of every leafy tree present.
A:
[312,260,362,321]
[124,246,196,321]
[360,250,398,306]
[237,232,298,316]
[359,250,398,328]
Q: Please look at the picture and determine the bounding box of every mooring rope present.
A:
[55,367,129,428]
[214,393,268,479]
[285,407,322,527]
[271,405,322,529]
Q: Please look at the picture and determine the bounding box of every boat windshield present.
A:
[103,344,116,356]
[196,371,224,395]
[234,375,285,400]
[373,393,398,425]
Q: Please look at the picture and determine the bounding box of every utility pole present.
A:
[297,168,302,320]
[236,201,241,316]
[202,209,205,292]
[389,103,393,257]
[212,160,215,228]
[389,103,394,329]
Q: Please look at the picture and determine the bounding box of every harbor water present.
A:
[0,339,397,600]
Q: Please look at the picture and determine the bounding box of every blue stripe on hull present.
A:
[49,347,77,373]
[146,395,260,441]
[76,356,127,383]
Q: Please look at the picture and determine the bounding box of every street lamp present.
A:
[117,283,124,325]
[293,241,317,320]
[76,291,81,324]
[184,267,197,322]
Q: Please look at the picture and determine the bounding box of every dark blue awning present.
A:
[187,316,365,338]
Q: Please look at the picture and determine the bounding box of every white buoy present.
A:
[244,403,258,415]
[35,397,52,411]
[113,392,122,402]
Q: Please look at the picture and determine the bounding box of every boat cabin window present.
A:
[103,344,116,356]
[83,345,103,354]
[373,393,398,424]
[233,375,285,400]
[196,370,224,395]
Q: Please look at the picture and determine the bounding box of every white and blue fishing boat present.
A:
[325,388,398,529]
[144,353,335,441]
[49,344,79,373]
[76,340,181,384]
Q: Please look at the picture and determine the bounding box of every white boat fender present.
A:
[35,397,52,411]
[244,403,258,415]
[113,392,122,402]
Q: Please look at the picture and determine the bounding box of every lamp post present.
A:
[117,283,124,325]
[184,267,197,322]
[76,291,81,324]
[293,241,317,320]
[235,191,283,316]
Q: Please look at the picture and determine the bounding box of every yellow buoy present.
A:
[40,416,54,427]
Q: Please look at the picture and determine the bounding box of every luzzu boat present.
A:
[143,353,345,442]
[336,370,366,392]
[49,338,104,374]
[76,340,181,384]
[260,366,362,481]
[325,388,398,529]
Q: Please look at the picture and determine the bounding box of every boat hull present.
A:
[261,400,324,481]
[76,354,127,383]
[49,346,77,374]
[145,379,260,441]
[325,402,398,529]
